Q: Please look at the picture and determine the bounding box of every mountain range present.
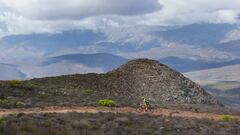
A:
[185,64,240,82]
[0,23,239,81]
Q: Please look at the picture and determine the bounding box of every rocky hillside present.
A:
[0,59,220,109]
[107,59,219,105]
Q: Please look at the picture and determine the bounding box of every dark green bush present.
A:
[0,99,17,108]
[0,117,6,131]
[98,99,116,107]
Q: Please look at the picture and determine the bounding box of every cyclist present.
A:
[141,97,150,112]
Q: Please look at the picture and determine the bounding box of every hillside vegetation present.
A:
[0,59,220,109]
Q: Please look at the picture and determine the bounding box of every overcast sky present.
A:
[0,0,240,37]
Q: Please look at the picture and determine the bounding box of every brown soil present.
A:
[0,107,239,121]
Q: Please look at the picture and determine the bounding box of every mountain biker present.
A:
[141,97,150,112]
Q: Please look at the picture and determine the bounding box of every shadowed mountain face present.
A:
[49,53,128,71]
[159,56,240,72]
[0,59,220,109]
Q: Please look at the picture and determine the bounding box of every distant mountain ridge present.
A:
[1,52,240,80]
[0,53,128,80]
[49,53,128,71]
[0,23,239,81]
[218,40,240,56]
[197,81,240,108]
[0,63,26,80]
[1,23,239,61]
[185,64,240,82]
[159,56,240,72]
[0,30,105,53]
[154,23,237,46]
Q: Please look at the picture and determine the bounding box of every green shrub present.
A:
[9,80,23,88]
[82,89,94,96]
[0,99,17,108]
[218,115,235,121]
[0,117,6,131]
[23,82,37,91]
[98,99,116,107]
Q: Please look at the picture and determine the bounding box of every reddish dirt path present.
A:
[0,107,239,121]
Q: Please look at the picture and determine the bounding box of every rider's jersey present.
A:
[143,98,150,106]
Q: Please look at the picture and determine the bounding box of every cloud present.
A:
[0,0,240,37]
[0,21,7,30]
[1,0,161,20]
[0,21,7,37]
[139,0,240,25]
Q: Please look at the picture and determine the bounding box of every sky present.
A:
[0,0,240,37]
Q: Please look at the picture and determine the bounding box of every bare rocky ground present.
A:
[0,112,239,135]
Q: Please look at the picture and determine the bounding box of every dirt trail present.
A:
[0,107,239,121]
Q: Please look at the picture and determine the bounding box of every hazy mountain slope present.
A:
[185,64,240,81]
[19,61,104,79]
[159,56,240,72]
[0,63,26,80]
[155,23,237,46]
[50,53,128,71]
[0,53,128,80]
[217,40,240,56]
[197,81,240,108]
[14,53,128,79]
[0,30,105,56]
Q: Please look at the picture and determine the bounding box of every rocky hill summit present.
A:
[106,59,220,105]
[0,59,220,109]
